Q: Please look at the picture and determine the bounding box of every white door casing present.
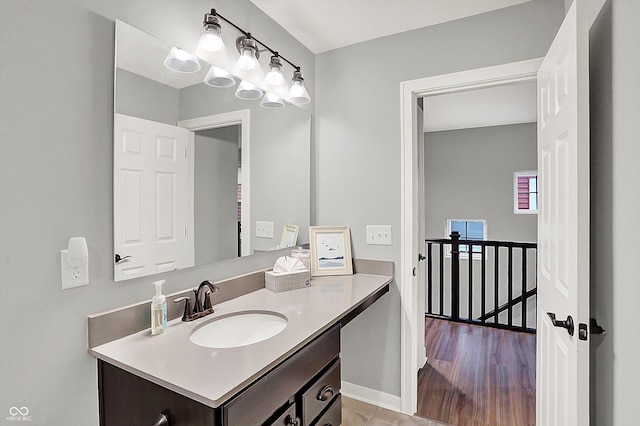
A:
[114,113,189,281]
[179,110,251,258]
[400,58,542,415]
[536,1,590,425]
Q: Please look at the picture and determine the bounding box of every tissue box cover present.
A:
[265,269,311,292]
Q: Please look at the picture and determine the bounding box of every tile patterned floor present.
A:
[342,396,452,426]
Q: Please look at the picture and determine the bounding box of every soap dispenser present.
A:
[151,280,167,335]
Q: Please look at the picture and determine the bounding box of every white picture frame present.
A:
[309,226,353,276]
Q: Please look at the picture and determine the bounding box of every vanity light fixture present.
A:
[235,79,264,100]
[204,65,235,88]
[263,55,289,99]
[193,8,311,107]
[260,92,285,109]
[287,70,311,105]
[164,47,201,73]
[195,13,226,64]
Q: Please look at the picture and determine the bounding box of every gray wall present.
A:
[194,127,240,265]
[316,0,565,397]
[0,0,314,425]
[424,123,537,327]
[115,68,179,125]
[424,123,537,242]
[180,83,312,252]
[589,0,640,424]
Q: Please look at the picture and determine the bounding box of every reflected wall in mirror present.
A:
[113,20,311,282]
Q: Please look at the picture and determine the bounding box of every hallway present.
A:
[416,317,536,425]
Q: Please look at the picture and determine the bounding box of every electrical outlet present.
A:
[256,221,274,238]
[366,225,392,245]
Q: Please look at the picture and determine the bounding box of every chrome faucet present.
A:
[173,280,220,322]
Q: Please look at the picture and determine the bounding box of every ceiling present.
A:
[249,0,532,53]
[423,81,537,132]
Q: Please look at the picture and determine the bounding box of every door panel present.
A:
[114,113,189,281]
[536,1,590,424]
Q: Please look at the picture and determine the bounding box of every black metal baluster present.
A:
[427,243,433,315]
[439,243,444,316]
[508,246,513,327]
[468,242,473,321]
[481,245,486,323]
[450,232,460,321]
[494,246,499,324]
[522,247,528,329]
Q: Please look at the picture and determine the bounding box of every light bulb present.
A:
[286,71,310,105]
[204,66,235,88]
[233,38,264,83]
[195,12,227,65]
[235,80,263,100]
[262,56,289,98]
[164,47,201,73]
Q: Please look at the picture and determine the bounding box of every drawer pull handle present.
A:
[286,416,301,426]
[317,384,334,402]
[151,412,169,426]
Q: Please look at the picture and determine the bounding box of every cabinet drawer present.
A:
[223,325,340,426]
[267,403,299,426]
[301,359,341,423]
[310,395,341,426]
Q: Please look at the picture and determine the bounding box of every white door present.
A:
[114,113,189,281]
[536,1,590,425]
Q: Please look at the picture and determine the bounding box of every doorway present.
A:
[399,58,543,415]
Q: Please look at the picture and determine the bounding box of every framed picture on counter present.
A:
[309,226,353,276]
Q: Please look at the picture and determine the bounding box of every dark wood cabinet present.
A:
[98,325,341,426]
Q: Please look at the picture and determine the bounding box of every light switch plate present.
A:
[366,225,392,245]
[256,221,274,238]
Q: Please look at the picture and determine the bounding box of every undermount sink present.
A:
[189,311,288,349]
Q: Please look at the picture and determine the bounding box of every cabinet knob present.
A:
[317,384,334,402]
[286,416,301,426]
[151,412,169,426]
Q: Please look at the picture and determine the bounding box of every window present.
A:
[446,219,487,258]
[514,171,538,214]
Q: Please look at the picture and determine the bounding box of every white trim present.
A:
[341,381,402,413]
[179,109,251,257]
[400,58,542,415]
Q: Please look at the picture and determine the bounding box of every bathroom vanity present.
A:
[89,267,392,426]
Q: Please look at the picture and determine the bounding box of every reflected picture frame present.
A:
[279,224,299,248]
[309,226,353,276]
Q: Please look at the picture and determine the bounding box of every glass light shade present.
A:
[287,79,310,105]
[262,67,289,99]
[235,80,263,100]
[203,66,235,88]
[233,49,264,83]
[164,47,201,73]
[260,92,285,109]
[196,31,226,64]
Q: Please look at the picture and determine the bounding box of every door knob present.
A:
[547,312,574,336]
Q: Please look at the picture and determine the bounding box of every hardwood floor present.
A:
[416,317,536,426]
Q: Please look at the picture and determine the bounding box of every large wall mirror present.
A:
[113,20,311,281]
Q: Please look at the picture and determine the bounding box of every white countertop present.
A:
[89,273,391,408]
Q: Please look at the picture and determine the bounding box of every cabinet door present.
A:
[301,359,341,423]
[98,361,216,426]
[310,395,341,426]
[267,403,300,426]
[223,325,340,426]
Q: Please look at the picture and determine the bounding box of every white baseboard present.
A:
[341,381,402,413]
